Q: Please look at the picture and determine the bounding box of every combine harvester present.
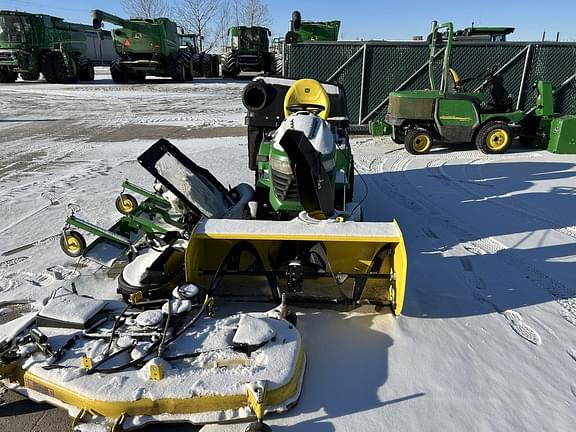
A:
[0,9,95,82]
[91,9,218,82]
[1,79,407,431]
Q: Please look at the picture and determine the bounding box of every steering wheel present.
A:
[287,103,326,116]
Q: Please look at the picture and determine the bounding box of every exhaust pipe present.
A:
[242,80,270,112]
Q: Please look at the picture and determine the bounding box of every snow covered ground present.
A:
[1,71,575,431]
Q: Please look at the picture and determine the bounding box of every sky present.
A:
[1,0,575,41]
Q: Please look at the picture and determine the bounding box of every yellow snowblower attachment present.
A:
[185,216,407,315]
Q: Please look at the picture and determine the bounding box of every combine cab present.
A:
[0,10,95,83]
[221,26,273,78]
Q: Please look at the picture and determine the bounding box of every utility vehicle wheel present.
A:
[245,421,273,432]
[115,194,138,215]
[20,72,40,81]
[404,129,433,155]
[110,57,129,83]
[475,121,512,154]
[0,69,17,83]
[60,231,86,258]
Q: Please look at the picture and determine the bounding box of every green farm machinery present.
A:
[285,10,340,44]
[0,10,95,83]
[220,26,273,78]
[385,21,526,154]
[91,9,217,82]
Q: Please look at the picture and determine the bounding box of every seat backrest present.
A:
[283,78,331,120]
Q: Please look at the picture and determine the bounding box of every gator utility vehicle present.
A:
[221,26,273,78]
[92,9,200,82]
[386,21,526,154]
[0,10,95,83]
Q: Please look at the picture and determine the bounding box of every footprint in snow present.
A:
[503,310,542,345]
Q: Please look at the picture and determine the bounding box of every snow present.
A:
[232,314,277,346]
[1,74,576,431]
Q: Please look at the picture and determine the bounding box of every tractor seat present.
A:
[284,78,331,120]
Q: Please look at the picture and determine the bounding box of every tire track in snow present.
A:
[359,153,576,335]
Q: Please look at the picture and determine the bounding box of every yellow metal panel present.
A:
[392,220,408,316]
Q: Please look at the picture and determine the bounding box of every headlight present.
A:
[270,157,292,175]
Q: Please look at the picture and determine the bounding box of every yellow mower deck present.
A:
[0,311,305,430]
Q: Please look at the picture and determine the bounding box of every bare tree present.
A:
[121,0,171,18]
[177,0,222,51]
[214,0,233,50]
[239,0,272,27]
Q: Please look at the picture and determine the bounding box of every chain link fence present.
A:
[285,41,576,125]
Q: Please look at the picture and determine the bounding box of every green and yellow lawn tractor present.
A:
[386,21,526,155]
[243,77,355,219]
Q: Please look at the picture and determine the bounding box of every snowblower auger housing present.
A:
[186,217,407,314]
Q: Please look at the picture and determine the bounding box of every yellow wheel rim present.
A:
[486,129,509,151]
[118,196,135,213]
[413,134,431,153]
[64,236,81,254]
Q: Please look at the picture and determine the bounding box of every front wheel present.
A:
[475,121,512,154]
[404,128,433,155]
[115,194,138,215]
[60,231,86,257]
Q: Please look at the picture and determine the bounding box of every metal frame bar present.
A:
[326,45,365,81]
[358,44,367,124]
[472,45,530,92]
[516,44,532,110]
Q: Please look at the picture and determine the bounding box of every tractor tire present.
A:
[110,57,129,83]
[404,128,433,155]
[475,121,512,154]
[0,68,18,83]
[77,56,95,81]
[201,53,217,77]
[40,52,56,83]
[171,51,190,82]
[221,52,238,78]
[51,52,78,84]
[20,72,40,81]
[191,53,202,77]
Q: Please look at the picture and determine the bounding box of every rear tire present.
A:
[40,52,56,82]
[192,53,203,77]
[110,57,129,83]
[77,56,95,81]
[51,52,78,84]
[475,121,512,154]
[221,52,238,78]
[404,128,433,155]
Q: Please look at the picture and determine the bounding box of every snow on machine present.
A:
[0,288,304,431]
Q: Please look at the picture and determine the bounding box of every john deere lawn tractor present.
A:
[386,21,526,155]
[221,26,273,78]
[0,10,95,83]
[92,9,197,82]
[243,77,355,218]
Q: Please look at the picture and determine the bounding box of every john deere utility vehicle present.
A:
[221,26,273,78]
[243,77,354,218]
[0,10,95,83]
[92,9,197,82]
[385,21,526,154]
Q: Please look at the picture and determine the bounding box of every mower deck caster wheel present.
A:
[115,194,138,215]
[245,421,273,432]
[60,230,86,257]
